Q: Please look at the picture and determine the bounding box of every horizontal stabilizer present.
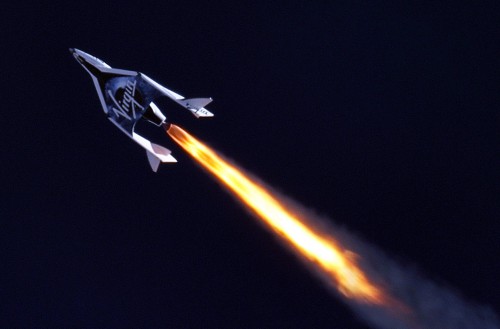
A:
[187,107,214,118]
[177,98,214,118]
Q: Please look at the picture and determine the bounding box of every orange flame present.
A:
[167,124,387,304]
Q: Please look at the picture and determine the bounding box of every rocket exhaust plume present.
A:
[167,124,499,329]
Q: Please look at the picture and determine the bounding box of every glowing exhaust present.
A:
[166,124,500,329]
[167,124,386,304]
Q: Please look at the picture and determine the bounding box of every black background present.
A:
[2,2,498,328]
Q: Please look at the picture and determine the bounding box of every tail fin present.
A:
[146,151,161,172]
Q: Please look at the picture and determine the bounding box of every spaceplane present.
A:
[70,48,213,171]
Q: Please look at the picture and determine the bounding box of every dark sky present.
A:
[2,2,498,328]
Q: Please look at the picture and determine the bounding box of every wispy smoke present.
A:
[313,213,498,329]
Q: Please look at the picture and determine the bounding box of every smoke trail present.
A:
[167,124,499,329]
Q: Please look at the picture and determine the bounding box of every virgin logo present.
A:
[108,80,144,120]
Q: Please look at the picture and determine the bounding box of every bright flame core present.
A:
[167,124,386,304]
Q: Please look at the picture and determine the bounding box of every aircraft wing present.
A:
[141,74,214,118]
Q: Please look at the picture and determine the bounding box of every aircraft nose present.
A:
[69,48,83,63]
